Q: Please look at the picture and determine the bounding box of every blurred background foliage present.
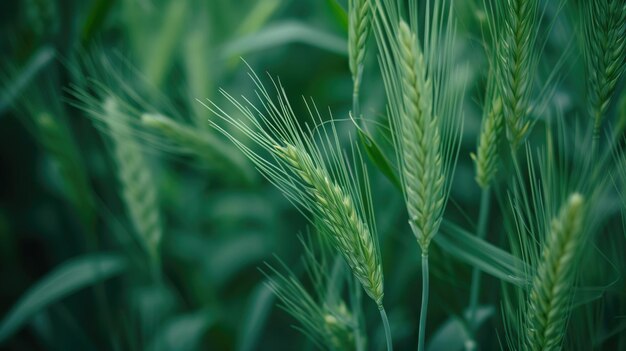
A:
[0,0,624,350]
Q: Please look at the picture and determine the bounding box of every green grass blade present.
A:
[325,0,349,31]
[237,283,275,351]
[148,310,215,351]
[427,306,494,351]
[356,127,402,191]
[0,46,55,115]
[221,21,348,58]
[438,221,529,286]
[0,254,126,343]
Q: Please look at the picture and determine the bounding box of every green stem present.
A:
[353,84,361,120]
[592,111,601,158]
[418,253,429,351]
[379,305,393,351]
[466,187,491,348]
[351,276,365,351]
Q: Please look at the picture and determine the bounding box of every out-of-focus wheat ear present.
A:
[104,97,163,268]
[349,0,371,95]
[583,0,626,152]
[397,20,445,254]
[494,0,540,150]
[472,97,503,188]
[275,143,384,306]
[525,193,585,351]
[140,113,257,184]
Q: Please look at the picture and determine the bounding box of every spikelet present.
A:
[525,193,585,350]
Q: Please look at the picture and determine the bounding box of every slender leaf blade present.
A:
[0,253,126,343]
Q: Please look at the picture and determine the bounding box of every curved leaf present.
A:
[356,127,402,191]
[0,253,126,343]
[427,306,494,351]
[437,221,530,286]
[221,21,348,58]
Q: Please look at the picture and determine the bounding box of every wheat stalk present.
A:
[525,193,585,350]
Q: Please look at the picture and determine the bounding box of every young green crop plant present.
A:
[202,69,392,350]
[372,1,463,349]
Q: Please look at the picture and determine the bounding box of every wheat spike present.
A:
[202,69,385,306]
[276,143,384,305]
[349,0,371,92]
[497,0,540,149]
[472,97,503,188]
[104,97,162,264]
[525,193,585,351]
[397,20,445,254]
[584,0,626,143]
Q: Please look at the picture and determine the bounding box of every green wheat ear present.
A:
[525,193,585,351]
[583,0,626,148]
[104,97,163,267]
[372,0,463,256]
[275,143,383,304]
[493,0,541,149]
[372,3,462,349]
[348,0,371,94]
[202,68,384,307]
[472,97,503,188]
[397,20,444,254]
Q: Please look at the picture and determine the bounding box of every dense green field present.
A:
[1,0,625,350]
